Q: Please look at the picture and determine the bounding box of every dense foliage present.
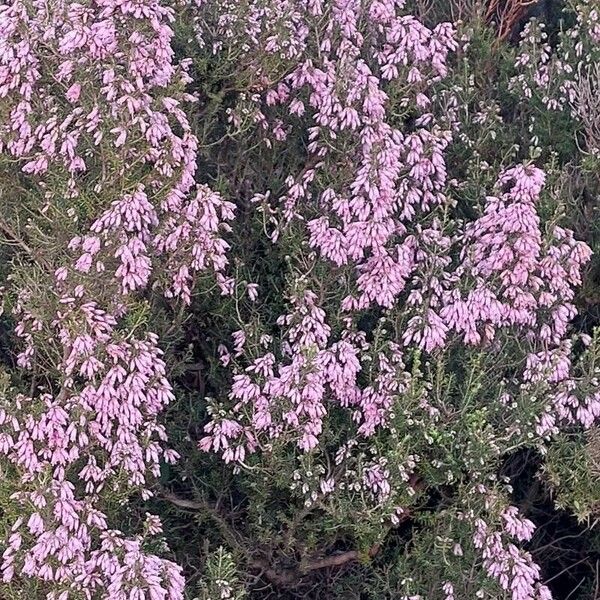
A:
[2,0,600,599]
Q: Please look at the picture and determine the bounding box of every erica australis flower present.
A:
[0,0,235,596]
[1,0,599,598]
[192,1,598,598]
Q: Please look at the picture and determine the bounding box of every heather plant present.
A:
[0,0,233,597]
[2,1,600,600]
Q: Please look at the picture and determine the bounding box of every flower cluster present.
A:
[0,0,234,301]
[473,516,551,600]
[2,0,600,599]
[511,0,600,153]
[193,2,598,599]
[0,0,235,597]
[447,165,589,346]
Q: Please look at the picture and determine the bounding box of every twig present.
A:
[485,0,538,42]
[159,489,246,554]
[0,221,35,256]
[250,545,381,587]
[0,220,52,271]
[564,577,585,600]
[543,557,590,585]
[160,490,206,511]
[159,489,386,588]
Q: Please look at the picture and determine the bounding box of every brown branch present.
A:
[159,489,391,587]
[485,0,538,42]
[0,219,53,271]
[0,221,35,256]
[303,543,381,573]
[160,491,206,511]
[250,544,381,587]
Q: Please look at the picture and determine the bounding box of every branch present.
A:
[0,221,35,256]
[0,220,52,271]
[160,491,205,511]
[159,489,247,554]
[485,0,538,43]
[159,489,397,588]
[304,543,380,572]
[250,545,380,587]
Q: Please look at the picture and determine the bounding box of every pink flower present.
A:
[65,83,81,103]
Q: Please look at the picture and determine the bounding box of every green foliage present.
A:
[544,431,600,522]
[2,1,600,598]
[195,547,246,600]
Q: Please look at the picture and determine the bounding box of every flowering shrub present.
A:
[2,0,600,599]
[0,0,231,597]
